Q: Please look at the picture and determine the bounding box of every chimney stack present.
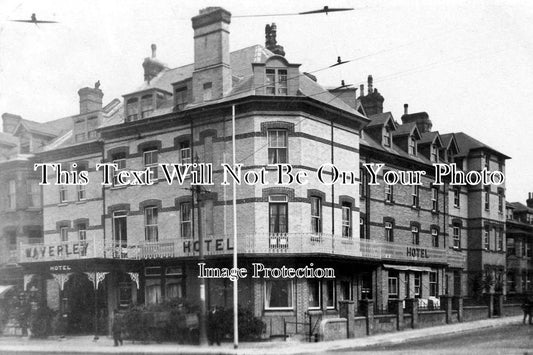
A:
[359,84,364,97]
[78,82,103,114]
[527,192,533,208]
[359,74,384,116]
[265,23,285,56]
[404,103,408,115]
[191,7,232,102]
[143,44,167,83]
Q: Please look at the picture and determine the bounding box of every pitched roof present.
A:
[418,131,443,147]
[392,122,419,138]
[508,202,533,213]
[0,132,18,147]
[366,112,396,129]
[453,132,510,159]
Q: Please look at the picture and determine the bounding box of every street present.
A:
[326,324,533,355]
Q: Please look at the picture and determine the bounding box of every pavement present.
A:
[0,315,524,355]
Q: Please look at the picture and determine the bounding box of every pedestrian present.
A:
[521,297,532,325]
[207,306,222,346]
[111,309,123,346]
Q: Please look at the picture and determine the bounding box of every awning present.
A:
[383,264,433,272]
[0,285,14,299]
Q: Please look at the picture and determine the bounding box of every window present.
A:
[175,87,188,110]
[507,237,515,256]
[143,148,158,180]
[429,272,438,297]
[27,179,41,208]
[144,206,158,242]
[326,280,336,309]
[431,186,439,212]
[59,185,68,203]
[484,154,490,169]
[60,227,68,242]
[453,226,461,248]
[383,128,391,147]
[113,211,128,245]
[8,179,16,209]
[141,95,154,118]
[342,203,352,238]
[388,272,398,298]
[265,279,293,309]
[359,216,366,239]
[265,68,288,95]
[78,223,87,241]
[180,202,192,238]
[203,82,212,101]
[339,281,352,301]
[145,280,162,305]
[267,129,288,164]
[166,279,184,300]
[87,117,98,139]
[408,136,416,155]
[74,118,86,142]
[412,225,419,245]
[310,197,322,234]
[498,192,504,213]
[526,242,532,258]
[385,181,393,203]
[497,229,503,251]
[385,221,393,242]
[77,184,86,201]
[431,227,439,247]
[269,195,288,234]
[430,144,439,162]
[412,185,419,207]
[126,98,139,121]
[360,167,367,198]
[308,280,321,309]
[179,141,191,164]
[453,187,460,208]
[414,273,421,298]
[484,187,490,211]
[112,152,126,186]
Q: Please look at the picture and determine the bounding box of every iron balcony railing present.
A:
[18,233,465,266]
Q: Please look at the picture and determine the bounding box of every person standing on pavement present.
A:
[521,296,532,325]
[111,309,123,346]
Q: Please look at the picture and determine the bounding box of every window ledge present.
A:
[58,203,68,207]
[26,207,41,212]
[76,200,87,205]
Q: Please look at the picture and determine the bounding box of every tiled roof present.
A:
[453,132,510,159]
[508,202,533,213]
[366,112,395,128]
[0,132,18,147]
[392,122,418,137]
[418,131,442,146]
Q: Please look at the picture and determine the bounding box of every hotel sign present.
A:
[24,242,89,260]
[183,238,233,253]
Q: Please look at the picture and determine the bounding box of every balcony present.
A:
[18,234,460,266]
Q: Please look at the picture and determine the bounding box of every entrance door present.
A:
[113,211,128,258]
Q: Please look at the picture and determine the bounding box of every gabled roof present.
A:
[453,132,510,159]
[366,112,397,129]
[13,116,74,138]
[392,122,421,139]
[418,131,443,147]
[508,202,533,213]
[440,133,460,155]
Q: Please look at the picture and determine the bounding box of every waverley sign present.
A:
[24,242,89,260]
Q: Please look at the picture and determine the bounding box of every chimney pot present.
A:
[367,75,373,94]
[151,44,157,58]
[78,86,103,114]
[359,84,364,97]
[404,103,408,115]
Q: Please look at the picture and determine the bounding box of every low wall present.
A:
[418,310,447,328]
[503,304,522,316]
[353,316,367,338]
[464,306,488,322]
[373,314,396,334]
[318,318,347,341]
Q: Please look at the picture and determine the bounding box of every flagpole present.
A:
[232,104,239,349]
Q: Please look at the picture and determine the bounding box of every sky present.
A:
[0,0,532,203]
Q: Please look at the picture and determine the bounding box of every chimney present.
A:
[401,110,433,133]
[359,84,364,97]
[359,74,384,116]
[265,23,285,56]
[143,44,167,83]
[191,7,232,102]
[2,113,22,134]
[404,103,408,115]
[527,192,533,208]
[78,82,103,114]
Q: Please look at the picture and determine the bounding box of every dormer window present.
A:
[383,128,391,147]
[430,144,439,162]
[87,116,98,139]
[141,95,154,118]
[408,136,416,155]
[175,87,188,110]
[265,68,288,95]
[126,98,139,121]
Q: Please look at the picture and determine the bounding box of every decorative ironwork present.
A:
[23,274,35,291]
[128,272,140,289]
[52,273,72,291]
[85,272,109,290]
